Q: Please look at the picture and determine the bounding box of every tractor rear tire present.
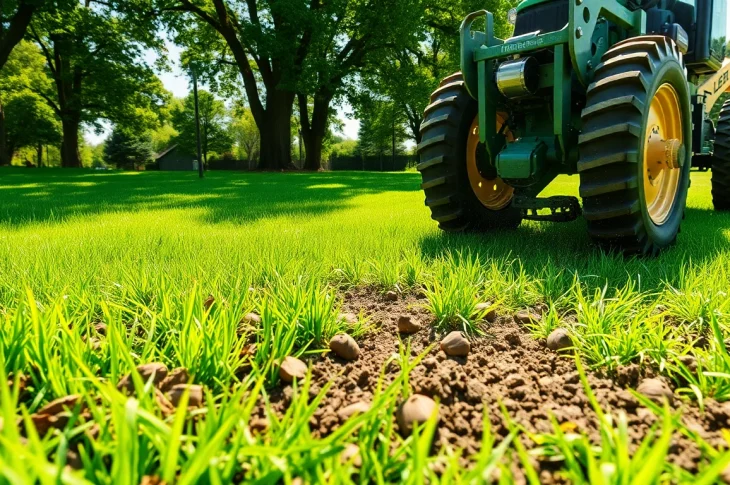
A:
[417,73,522,231]
[712,100,730,210]
[578,36,691,255]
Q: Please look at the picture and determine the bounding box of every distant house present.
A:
[156,145,198,171]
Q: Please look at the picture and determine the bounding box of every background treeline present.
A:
[0,0,519,170]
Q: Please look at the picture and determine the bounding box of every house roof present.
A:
[155,144,179,160]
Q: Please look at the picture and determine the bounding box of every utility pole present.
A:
[192,64,204,179]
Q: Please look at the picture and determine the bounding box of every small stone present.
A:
[31,412,70,436]
[167,384,204,408]
[159,368,190,392]
[249,417,269,434]
[440,331,470,357]
[329,334,360,361]
[203,295,215,310]
[65,450,83,470]
[397,394,438,434]
[514,310,537,325]
[279,356,308,383]
[37,395,84,416]
[117,363,168,394]
[339,312,358,325]
[337,401,371,420]
[398,315,422,334]
[384,291,398,302]
[546,329,572,352]
[241,312,261,325]
[475,302,497,323]
[636,378,674,405]
[678,354,698,373]
[341,443,362,467]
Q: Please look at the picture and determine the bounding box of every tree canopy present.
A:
[171,91,232,165]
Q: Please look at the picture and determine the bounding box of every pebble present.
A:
[242,312,261,324]
[159,367,190,392]
[397,394,438,434]
[440,331,470,357]
[279,356,308,383]
[341,443,362,467]
[475,302,497,323]
[384,291,398,302]
[37,395,83,416]
[117,362,168,393]
[167,384,204,407]
[337,401,371,420]
[398,315,422,334]
[678,354,698,373]
[329,334,360,361]
[514,310,537,325]
[636,378,674,405]
[546,329,572,352]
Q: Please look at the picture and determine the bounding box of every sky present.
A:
[84,40,360,145]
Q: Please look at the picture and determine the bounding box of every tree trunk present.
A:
[258,90,294,170]
[37,143,43,167]
[60,118,81,168]
[0,102,7,166]
[0,1,37,72]
[299,93,332,171]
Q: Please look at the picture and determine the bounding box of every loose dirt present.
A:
[259,288,730,482]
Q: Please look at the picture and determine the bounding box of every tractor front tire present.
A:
[578,36,691,255]
[712,100,730,210]
[417,73,522,231]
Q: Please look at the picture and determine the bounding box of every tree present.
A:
[230,107,259,163]
[0,41,58,165]
[361,0,517,151]
[356,99,408,166]
[28,0,167,167]
[293,0,423,170]
[170,91,232,165]
[157,0,314,170]
[4,92,60,165]
[0,0,49,71]
[103,128,154,168]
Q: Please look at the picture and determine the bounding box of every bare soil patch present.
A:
[259,288,730,481]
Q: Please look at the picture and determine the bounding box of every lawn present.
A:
[2,167,730,483]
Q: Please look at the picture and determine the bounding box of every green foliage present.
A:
[27,0,167,166]
[229,107,259,162]
[150,124,179,154]
[104,128,154,168]
[171,91,232,163]
[0,41,59,163]
[356,100,408,157]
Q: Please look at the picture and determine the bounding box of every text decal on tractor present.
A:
[417,0,730,256]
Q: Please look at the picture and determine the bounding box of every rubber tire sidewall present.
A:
[636,59,691,248]
[454,96,522,227]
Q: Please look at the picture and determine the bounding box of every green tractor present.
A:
[417,0,730,255]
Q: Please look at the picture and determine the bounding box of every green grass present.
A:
[2,167,730,482]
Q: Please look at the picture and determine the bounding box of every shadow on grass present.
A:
[0,167,421,226]
[418,207,730,287]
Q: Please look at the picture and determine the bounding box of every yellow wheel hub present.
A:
[643,83,683,226]
[466,115,513,210]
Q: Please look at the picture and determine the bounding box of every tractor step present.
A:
[512,196,582,222]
